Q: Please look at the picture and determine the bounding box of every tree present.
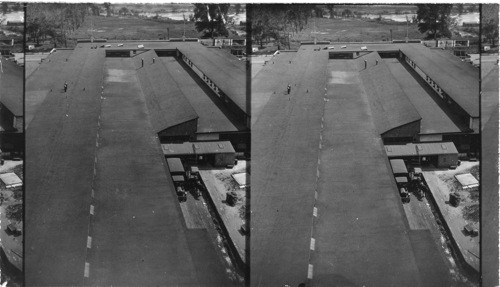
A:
[313,6,324,18]
[118,7,129,16]
[342,9,353,18]
[27,3,91,47]
[193,4,230,38]
[483,19,499,46]
[234,4,241,15]
[326,4,335,19]
[103,2,112,17]
[1,2,8,15]
[251,4,314,50]
[416,4,453,45]
[456,4,464,15]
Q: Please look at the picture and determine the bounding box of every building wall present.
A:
[382,120,420,140]
[401,53,475,132]
[214,153,236,167]
[158,119,198,142]
[419,134,443,142]
[0,104,14,131]
[13,116,23,132]
[438,154,458,167]
[179,52,250,128]
[470,117,479,133]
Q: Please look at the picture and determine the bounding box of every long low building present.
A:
[251,43,462,286]
[385,142,459,168]
[0,57,23,152]
[25,40,242,285]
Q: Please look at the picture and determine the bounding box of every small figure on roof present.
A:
[287,84,291,94]
[63,82,68,93]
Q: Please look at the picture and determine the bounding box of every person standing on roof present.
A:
[64,82,68,93]
[287,84,291,94]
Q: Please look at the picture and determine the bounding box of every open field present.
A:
[69,15,201,42]
[253,17,423,52]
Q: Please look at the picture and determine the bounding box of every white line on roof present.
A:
[84,262,90,278]
[307,264,313,279]
[310,238,316,251]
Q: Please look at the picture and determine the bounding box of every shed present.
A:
[0,172,22,188]
[232,172,248,188]
[390,159,408,176]
[455,173,479,189]
[167,158,185,175]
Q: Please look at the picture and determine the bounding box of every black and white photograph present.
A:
[250,4,483,287]
[0,1,498,287]
[0,2,23,286]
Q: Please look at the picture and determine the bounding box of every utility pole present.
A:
[405,14,409,42]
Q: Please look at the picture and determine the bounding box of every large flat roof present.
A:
[101,41,247,116]
[0,57,23,116]
[383,58,464,134]
[133,49,199,133]
[358,52,421,134]
[26,44,230,285]
[251,47,449,285]
[176,44,248,116]
[314,43,479,117]
[160,57,245,133]
[400,44,479,117]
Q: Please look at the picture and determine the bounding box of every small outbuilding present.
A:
[455,173,479,189]
[0,172,22,188]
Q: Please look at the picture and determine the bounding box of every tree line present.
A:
[26,3,100,47]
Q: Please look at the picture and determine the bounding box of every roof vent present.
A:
[417,145,423,151]
[218,143,224,149]
[194,144,200,149]
[441,144,447,150]
[386,146,392,152]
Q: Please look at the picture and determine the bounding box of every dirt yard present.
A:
[435,161,479,224]
[0,160,24,286]
[422,161,480,272]
[199,160,248,262]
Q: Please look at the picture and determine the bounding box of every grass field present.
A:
[254,17,423,51]
[69,15,201,42]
